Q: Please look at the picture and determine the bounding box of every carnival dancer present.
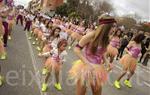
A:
[41,39,67,92]
[29,16,40,40]
[16,8,24,26]
[0,0,7,86]
[24,12,34,32]
[68,21,85,49]
[106,28,121,71]
[39,20,53,48]
[32,16,43,45]
[0,17,6,60]
[36,19,50,51]
[7,8,15,40]
[114,33,145,89]
[0,4,9,47]
[40,27,61,55]
[69,15,116,95]
[58,22,69,40]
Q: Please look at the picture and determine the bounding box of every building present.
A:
[28,0,41,13]
[41,0,64,13]
[28,0,64,15]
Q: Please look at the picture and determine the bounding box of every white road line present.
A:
[115,65,122,70]
[144,82,150,87]
[142,68,150,74]
[115,63,150,74]
[25,32,43,95]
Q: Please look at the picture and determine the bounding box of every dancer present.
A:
[16,8,24,26]
[0,18,6,60]
[68,21,85,49]
[0,4,9,47]
[114,33,145,89]
[16,9,24,26]
[0,0,6,86]
[41,39,67,92]
[7,8,15,40]
[36,19,49,51]
[40,27,61,54]
[32,16,43,45]
[69,15,116,95]
[24,12,34,32]
[106,28,121,67]
[29,16,40,40]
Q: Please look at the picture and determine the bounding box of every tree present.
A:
[77,0,94,19]
[116,16,137,29]
[91,1,114,21]
[138,23,150,32]
[55,0,80,17]
[55,0,114,22]
[55,3,68,16]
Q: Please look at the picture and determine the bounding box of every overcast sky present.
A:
[109,0,149,21]
[13,0,149,21]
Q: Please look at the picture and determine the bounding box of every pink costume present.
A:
[110,38,120,48]
[120,46,141,72]
[107,37,120,57]
[44,48,67,71]
[7,14,14,20]
[50,48,67,62]
[83,45,106,64]
[128,46,141,59]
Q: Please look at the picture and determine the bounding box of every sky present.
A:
[13,0,149,21]
[13,0,31,8]
[109,0,149,21]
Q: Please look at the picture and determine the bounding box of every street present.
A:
[0,24,150,95]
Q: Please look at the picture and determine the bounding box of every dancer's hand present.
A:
[128,52,132,56]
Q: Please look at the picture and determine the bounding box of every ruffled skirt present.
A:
[107,45,118,57]
[120,54,137,72]
[44,57,62,72]
[69,60,108,86]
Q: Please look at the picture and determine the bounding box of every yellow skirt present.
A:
[107,45,118,57]
[120,54,137,72]
[69,60,108,86]
[45,57,62,72]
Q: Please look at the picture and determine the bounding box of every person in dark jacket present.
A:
[141,38,150,66]
[139,37,150,63]
[116,35,129,60]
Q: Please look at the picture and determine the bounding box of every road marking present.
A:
[25,32,43,95]
[115,65,122,70]
[114,63,150,74]
[115,61,150,74]
[144,82,150,87]
[141,68,150,74]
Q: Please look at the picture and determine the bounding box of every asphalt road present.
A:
[0,24,150,95]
